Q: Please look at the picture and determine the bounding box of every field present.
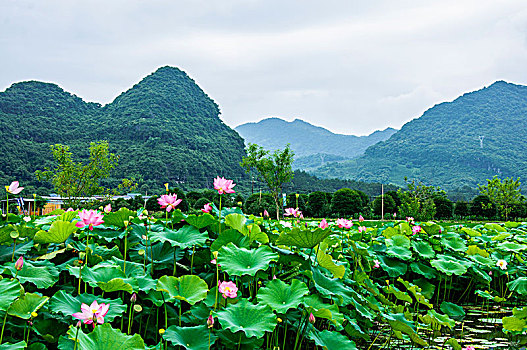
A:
[1,198,527,350]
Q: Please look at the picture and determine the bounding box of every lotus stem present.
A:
[282,319,288,350]
[172,247,177,276]
[190,245,195,275]
[11,240,15,263]
[0,312,8,344]
[73,323,80,350]
[123,229,128,274]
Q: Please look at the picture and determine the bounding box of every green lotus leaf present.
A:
[422,309,456,329]
[508,277,527,296]
[441,233,466,252]
[430,258,468,276]
[210,229,251,252]
[440,301,465,321]
[308,329,357,350]
[163,325,217,350]
[467,254,494,266]
[385,235,412,261]
[0,241,32,263]
[421,222,442,236]
[257,279,309,314]
[0,341,27,350]
[217,243,279,277]
[384,284,412,303]
[410,262,437,279]
[445,338,462,350]
[377,255,408,277]
[0,279,22,312]
[309,266,353,302]
[484,223,506,232]
[103,208,136,227]
[66,323,145,350]
[471,265,492,283]
[57,210,79,222]
[503,315,527,332]
[475,289,506,302]
[156,275,208,305]
[68,265,138,294]
[303,295,344,325]
[411,240,435,259]
[382,226,398,239]
[48,290,127,322]
[2,260,59,289]
[496,241,527,253]
[413,278,436,300]
[215,299,276,338]
[316,242,345,278]
[216,329,264,349]
[8,293,48,319]
[460,227,481,237]
[150,225,209,249]
[275,227,331,249]
[185,213,216,229]
[386,313,427,346]
[397,278,433,308]
[466,245,489,257]
[34,220,78,244]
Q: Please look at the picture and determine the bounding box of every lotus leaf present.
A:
[150,225,209,249]
[156,275,208,305]
[316,242,346,278]
[411,240,435,259]
[48,290,127,322]
[385,234,412,261]
[210,229,251,252]
[0,341,27,350]
[215,299,276,338]
[217,243,279,277]
[422,309,455,329]
[308,329,357,350]
[496,241,527,253]
[440,233,466,252]
[8,293,48,319]
[484,223,506,232]
[508,277,527,295]
[430,258,468,276]
[275,227,331,249]
[257,279,309,313]
[0,278,22,312]
[377,255,408,277]
[440,301,465,321]
[2,260,59,288]
[385,313,427,346]
[103,207,136,227]
[466,245,489,257]
[66,323,145,350]
[303,295,344,325]
[410,262,437,279]
[184,213,216,229]
[163,325,217,350]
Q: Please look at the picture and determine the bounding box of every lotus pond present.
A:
[1,201,527,349]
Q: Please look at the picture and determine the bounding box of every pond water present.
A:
[368,306,527,349]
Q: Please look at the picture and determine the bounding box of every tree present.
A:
[35,141,118,207]
[433,194,454,219]
[453,201,469,218]
[306,191,329,218]
[397,179,438,221]
[469,195,496,219]
[331,188,362,217]
[240,144,294,219]
[372,195,397,218]
[478,176,522,220]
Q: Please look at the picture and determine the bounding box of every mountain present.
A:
[0,66,247,193]
[316,81,527,190]
[235,118,396,169]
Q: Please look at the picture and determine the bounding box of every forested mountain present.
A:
[0,66,247,193]
[235,118,396,170]
[316,81,527,190]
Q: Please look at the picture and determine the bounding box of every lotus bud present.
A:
[308,313,315,324]
[76,321,82,327]
[207,314,214,328]
[15,256,24,271]
[130,293,137,303]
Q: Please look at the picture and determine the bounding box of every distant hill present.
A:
[316,81,527,190]
[235,118,396,169]
[0,66,247,193]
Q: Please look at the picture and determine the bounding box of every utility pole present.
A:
[381,184,384,221]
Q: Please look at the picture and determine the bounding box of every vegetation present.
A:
[478,176,522,220]
[240,144,295,219]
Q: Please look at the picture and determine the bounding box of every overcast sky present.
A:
[1,0,527,135]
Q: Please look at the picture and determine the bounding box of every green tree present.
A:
[244,193,275,216]
[372,194,397,218]
[397,179,438,221]
[469,195,496,219]
[35,141,118,207]
[432,194,454,219]
[240,143,294,219]
[478,176,522,220]
[453,201,469,218]
[306,191,329,218]
[331,188,362,217]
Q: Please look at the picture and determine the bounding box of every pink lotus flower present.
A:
[15,256,24,271]
[406,217,414,222]
[157,194,182,212]
[308,313,315,324]
[336,218,353,229]
[319,219,329,229]
[462,346,475,350]
[201,203,212,213]
[358,215,364,222]
[103,204,112,213]
[358,226,366,233]
[284,208,300,217]
[72,300,110,328]
[218,280,238,299]
[213,177,236,194]
[373,259,380,268]
[412,225,421,235]
[75,209,104,231]
[5,181,23,194]
[207,314,214,328]
[263,209,269,217]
